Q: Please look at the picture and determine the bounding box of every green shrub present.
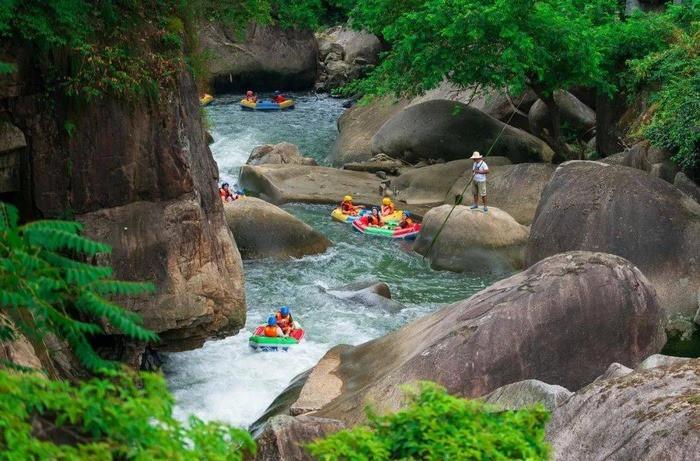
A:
[0,369,255,460]
[0,202,156,371]
[307,382,550,461]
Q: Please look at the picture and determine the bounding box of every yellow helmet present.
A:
[343,195,352,202]
[382,197,392,205]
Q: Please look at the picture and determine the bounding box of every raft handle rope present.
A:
[421,93,528,260]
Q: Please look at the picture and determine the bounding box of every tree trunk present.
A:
[595,91,624,157]
[541,95,571,162]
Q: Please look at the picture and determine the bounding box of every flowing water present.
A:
[163,93,499,428]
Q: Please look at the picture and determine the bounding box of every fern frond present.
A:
[21,219,83,234]
[89,280,155,296]
[0,289,30,308]
[41,250,113,277]
[76,293,158,342]
[0,203,19,229]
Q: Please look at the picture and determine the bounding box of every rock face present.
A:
[372,100,554,164]
[247,142,317,166]
[675,172,700,203]
[5,55,246,352]
[621,140,679,183]
[254,415,344,461]
[547,359,700,460]
[240,164,384,205]
[528,90,596,141]
[447,163,555,225]
[315,26,382,93]
[295,252,665,425]
[413,205,529,274]
[0,120,26,193]
[199,22,318,92]
[330,97,409,166]
[482,379,573,412]
[223,198,330,260]
[527,161,700,318]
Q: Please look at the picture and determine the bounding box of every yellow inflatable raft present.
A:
[240,99,295,111]
[200,94,214,106]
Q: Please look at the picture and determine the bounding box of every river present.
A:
[163,93,498,428]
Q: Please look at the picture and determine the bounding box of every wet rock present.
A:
[527,161,700,318]
[297,252,665,425]
[414,205,529,273]
[0,121,26,193]
[200,22,318,92]
[247,142,317,166]
[254,415,344,461]
[594,362,633,382]
[547,359,700,460]
[224,198,330,260]
[250,370,312,437]
[325,280,406,313]
[528,90,596,141]
[239,164,384,206]
[330,97,409,165]
[372,100,554,164]
[636,353,691,371]
[482,379,573,412]
[447,163,555,225]
[674,171,700,203]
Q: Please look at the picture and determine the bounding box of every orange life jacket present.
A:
[276,313,292,329]
[263,325,278,337]
[341,201,354,213]
[367,215,382,226]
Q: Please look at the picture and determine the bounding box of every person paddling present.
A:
[469,151,489,212]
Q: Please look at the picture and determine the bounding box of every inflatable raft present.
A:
[200,94,214,106]
[249,325,304,352]
[331,207,367,223]
[352,219,421,240]
[240,99,295,111]
[331,208,404,224]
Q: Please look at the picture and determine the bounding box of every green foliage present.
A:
[629,4,700,173]
[0,202,157,372]
[308,382,550,460]
[0,369,255,460]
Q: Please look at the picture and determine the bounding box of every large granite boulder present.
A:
[315,26,382,93]
[199,22,318,92]
[675,172,700,203]
[527,161,700,318]
[239,164,383,206]
[413,205,529,273]
[447,163,556,225]
[482,379,573,412]
[410,84,538,132]
[223,198,330,260]
[528,90,596,141]
[621,140,679,183]
[372,100,554,164]
[254,415,344,461]
[292,252,665,425]
[247,142,317,166]
[547,359,700,460]
[330,97,409,165]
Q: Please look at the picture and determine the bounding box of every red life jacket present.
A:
[341,201,354,213]
[263,325,278,337]
[367,215,382,226]
[220,188,233,201]
[276,313,292,329]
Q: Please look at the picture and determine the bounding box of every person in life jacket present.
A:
[364,207,383,227]
[272,90,287,103]
[381,197,395,217]
[398,211,414,229]
[275,306,294,335]
[340,195,361,215]
[219,183,236,203]
[263,316,285,337]
[245,90,257,102]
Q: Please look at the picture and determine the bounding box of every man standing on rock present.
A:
[470,151,489,212]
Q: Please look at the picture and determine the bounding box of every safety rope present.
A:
[421,93,528,260]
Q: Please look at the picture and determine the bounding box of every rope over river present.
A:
[162,93,501,428]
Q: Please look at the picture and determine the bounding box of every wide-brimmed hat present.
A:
[470,151,483,159]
